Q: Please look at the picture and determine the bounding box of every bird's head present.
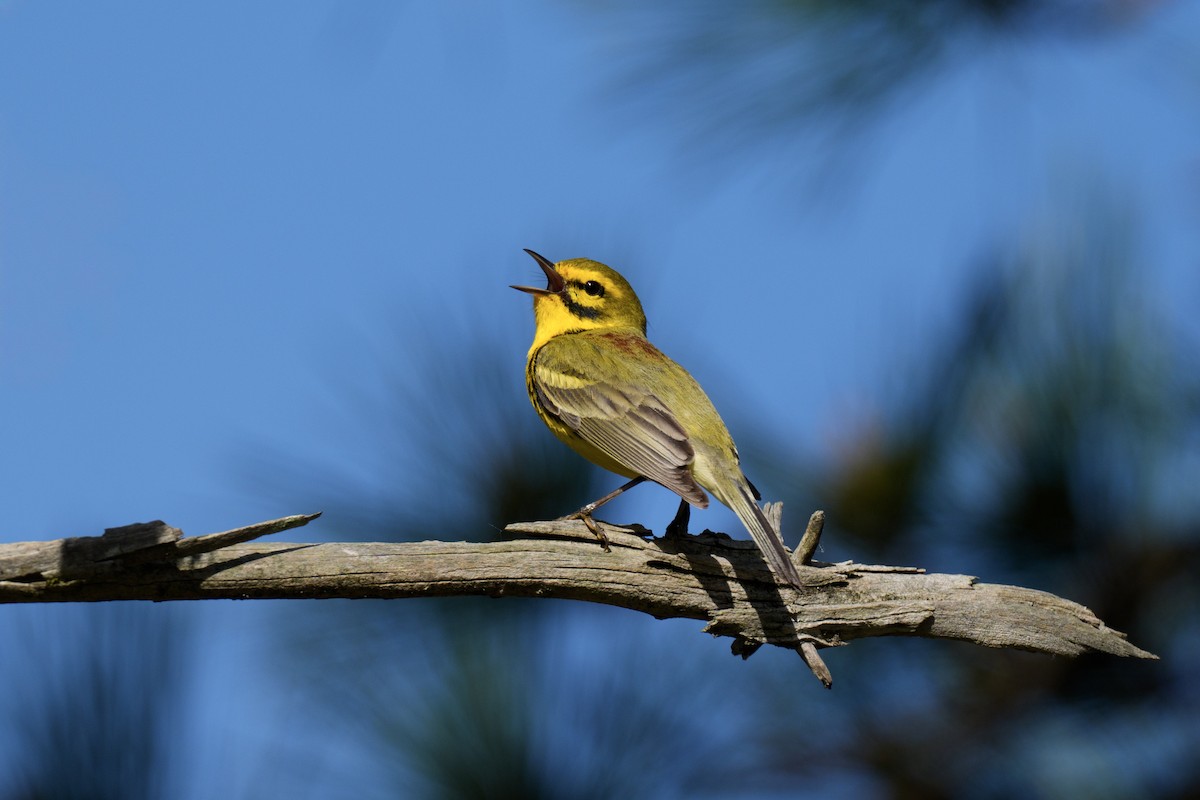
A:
[512,250,647,346]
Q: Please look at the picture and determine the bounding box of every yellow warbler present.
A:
[513,249,802,588]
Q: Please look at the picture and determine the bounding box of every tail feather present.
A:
[724,483,803,588]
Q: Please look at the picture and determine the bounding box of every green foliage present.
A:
[758,186,1200,796]
[2,605,187,800]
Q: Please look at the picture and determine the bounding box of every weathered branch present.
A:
[0,511,1156,687]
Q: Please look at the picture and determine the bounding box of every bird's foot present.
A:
[664,499,691,539]
[560,509,611,552]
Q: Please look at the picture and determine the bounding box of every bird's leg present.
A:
[566,476,647,517]
[561,476,647,551]
[664,498,691,539]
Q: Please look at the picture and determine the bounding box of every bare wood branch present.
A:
[0,514,320,582]
[794,509,825,566]
[0,512,1156,686]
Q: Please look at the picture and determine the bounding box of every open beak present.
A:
[511,248,565,295]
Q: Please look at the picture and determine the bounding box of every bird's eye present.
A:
[583,280,605,297]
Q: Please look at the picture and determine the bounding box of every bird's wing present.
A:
[532,335,709,506]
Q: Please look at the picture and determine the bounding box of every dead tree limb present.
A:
[0,511,1156,687]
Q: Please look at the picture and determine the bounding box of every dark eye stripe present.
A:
[562,294,602,319]
[567,278,604,294]
[559,279,606,320]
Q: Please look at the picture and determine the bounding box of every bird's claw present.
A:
[560,510,611,552]
[664,500,691,539]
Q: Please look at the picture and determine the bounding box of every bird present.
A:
[512,248,803,589]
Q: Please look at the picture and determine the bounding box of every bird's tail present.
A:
[721,481,803,589]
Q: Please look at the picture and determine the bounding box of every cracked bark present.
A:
[0,511,1156,687]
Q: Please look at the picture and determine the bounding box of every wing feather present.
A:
[533,336,708,506]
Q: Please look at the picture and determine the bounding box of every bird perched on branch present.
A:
[512,249,802,589]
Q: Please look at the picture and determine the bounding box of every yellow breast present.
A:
[524,343,640,479]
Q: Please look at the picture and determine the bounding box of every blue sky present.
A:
[3,1,1198,795]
